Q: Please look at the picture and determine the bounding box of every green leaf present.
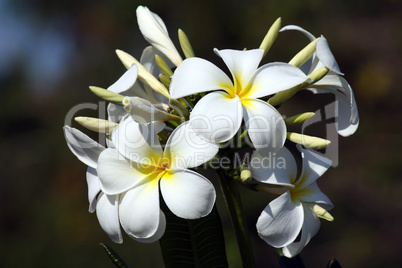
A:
[100,243,130,268]
[159,202,228,268]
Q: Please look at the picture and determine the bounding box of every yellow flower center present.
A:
[160,158,170,169]
[288,175,312,203]
[228,76,253,100]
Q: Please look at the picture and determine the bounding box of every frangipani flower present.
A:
[250,146,333,257]
[281,25,359,136]
[63,126,124,243]
[96,117,218,241]
[64,124,170,243]
[136,6,183,67]
[170,48,310,152]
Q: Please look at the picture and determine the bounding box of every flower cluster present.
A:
[64,6,358,259]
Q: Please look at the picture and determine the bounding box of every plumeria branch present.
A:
[217,169,256,268]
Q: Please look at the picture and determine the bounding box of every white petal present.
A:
[249,147,296,186]
[136,6,182,66]
[316,36,343,75]
[257,191,304,248]
[97,148,157,195]
[111,116,163,164]
[244,62,310,99]
[63,126,105,169]
[128,82,153,100]
[140,45,174,78]
[107,65,138,94]
[280,25,316,41]
[164,121,219,169]
[334,80,359,136]
[160,169,216,219]
[279,25,316,74]
[298,182,334,211]
[96,193,123,243]
[279,28,343,75]
[123,96,172,123]
[189,91,243,143]
[86,167,101,213]
[297,146,332,188]
[107,103,127,123]
[282,204,320,257]
[132,211,166,243]
[308,75,359,136]
[215,48,263,92]
[105,64,151,116]
[337,98,359,136]
[140,46,171,105]
[106,135,115,149]
[137,6,167,33]
[119,177,162,240]
[242,99,286,153]
[170,57,233,99]
[309,74,344,88]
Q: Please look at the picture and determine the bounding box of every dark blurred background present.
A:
[1,0,401,267]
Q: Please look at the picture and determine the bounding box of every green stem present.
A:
[217,170,256,268]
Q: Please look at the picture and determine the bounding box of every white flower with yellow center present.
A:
[170,48,310,152]
[63,126,126,243]
[250,146,333,257]
[96,117,218,241]
[64,125,168,243]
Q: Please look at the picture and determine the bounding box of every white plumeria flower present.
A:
[63,125,168,243]
[63,126,123,243]
[281,25,359,136]
[136,6,183,67]
[250,146,333,257]
[170,48,310,152]
[107,46,171,124]
[96,117,218,241]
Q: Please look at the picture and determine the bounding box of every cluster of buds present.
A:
[64,6,358,258]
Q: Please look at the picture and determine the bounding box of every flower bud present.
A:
[288,38,318,68]
[136,6,183,66]
[74,117,119,133]
[89,86,124,104]
[287,132,331,149]
[285,112,315,125]
[313,204,334,221]
[155,54,173,77]
[259,17,281,58]
[178,29,195,58]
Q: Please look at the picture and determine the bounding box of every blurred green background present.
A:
[1,0,401,267]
